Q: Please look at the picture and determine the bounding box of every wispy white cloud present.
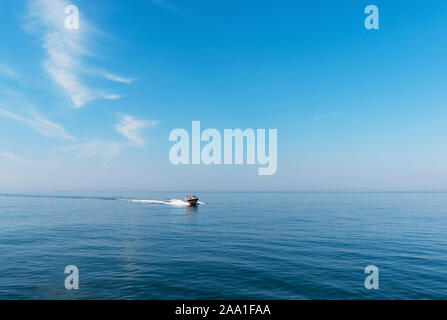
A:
[0,153,35,166]
[63,115,157,160]
[0,107,75,140]
[103,93,122,100]
[0,64,20,80]
[25,0,126,108]
[83,67,135,84]
[104,73,134,84]
[64,139,121,159]
[116,115,157,147]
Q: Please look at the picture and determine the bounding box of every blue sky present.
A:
[1,0,447,192]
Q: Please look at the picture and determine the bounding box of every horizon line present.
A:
[1,190,447,196]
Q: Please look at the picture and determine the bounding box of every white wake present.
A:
[130,199,205,207]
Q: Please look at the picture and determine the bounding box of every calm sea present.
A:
[0,192,446,299]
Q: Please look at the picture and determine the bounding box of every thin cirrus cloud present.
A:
[104,73,134,84]
[0,107,75,141]
[64,140,122,159]
[64,115,156,159]
[0,64,21,80]
[25,0,133,109]
[0,153,35,166]
[102,94,122,100]
[116,115,158,147]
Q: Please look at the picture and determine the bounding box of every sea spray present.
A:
[130,199,205,207]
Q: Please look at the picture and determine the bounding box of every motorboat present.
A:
[185,195,199,206]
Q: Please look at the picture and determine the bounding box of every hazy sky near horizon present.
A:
[1,0,447,192]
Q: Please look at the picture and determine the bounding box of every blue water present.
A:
[0,192,446,299]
